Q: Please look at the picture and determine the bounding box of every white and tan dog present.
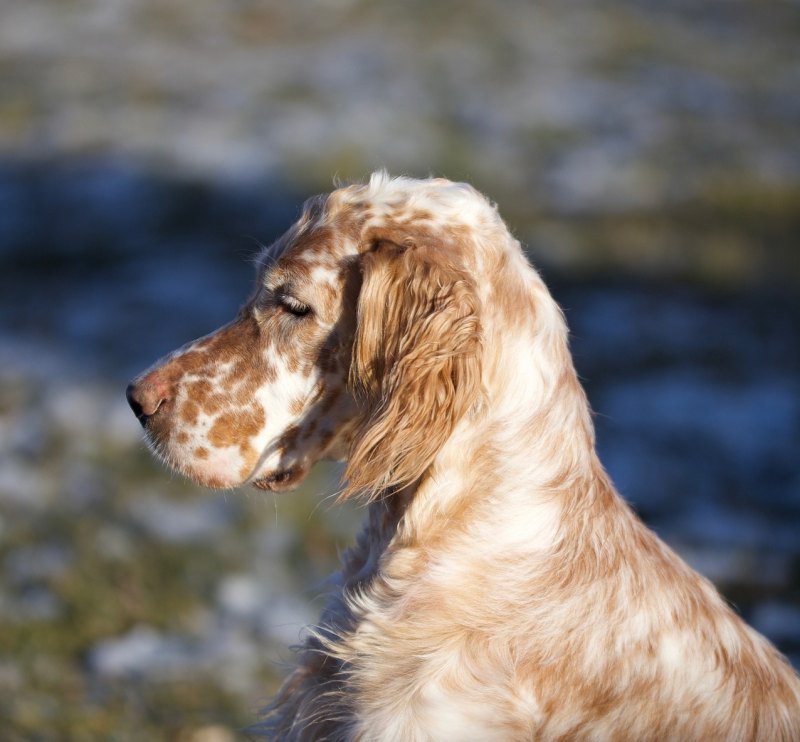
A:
[128,173,800,740]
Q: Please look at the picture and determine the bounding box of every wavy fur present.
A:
[344,237,482,501]
[129,173,800,741]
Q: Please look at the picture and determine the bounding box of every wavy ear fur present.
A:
[342,237,482,501]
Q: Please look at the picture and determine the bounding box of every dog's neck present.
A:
[339,374,607,610]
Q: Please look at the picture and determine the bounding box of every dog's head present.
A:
[127,174,489,497]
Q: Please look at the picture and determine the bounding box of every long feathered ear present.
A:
[342,238,482,501]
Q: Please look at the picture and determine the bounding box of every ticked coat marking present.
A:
[128,173,800,741]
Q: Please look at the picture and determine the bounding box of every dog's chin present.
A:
[182,467,239,491]
[145,443,239,490]
[251,465,309,493]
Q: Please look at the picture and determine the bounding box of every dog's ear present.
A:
[342,237,482,501]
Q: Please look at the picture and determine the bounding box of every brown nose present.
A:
[126,372,171,424]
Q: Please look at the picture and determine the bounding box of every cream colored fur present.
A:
[261,175,800,740]
[129,173,800,741]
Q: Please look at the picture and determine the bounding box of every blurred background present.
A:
[1,0,798,739]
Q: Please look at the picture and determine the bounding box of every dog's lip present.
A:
[251,466,306,492]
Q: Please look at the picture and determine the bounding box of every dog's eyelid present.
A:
[275,288,312,317]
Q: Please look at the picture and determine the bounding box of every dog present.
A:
[127,173,800,740]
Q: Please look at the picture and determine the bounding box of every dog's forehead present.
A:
[284,226,343,263]
[257,178,482,285]
[269,200,371,276]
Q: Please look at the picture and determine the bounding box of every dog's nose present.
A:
[126,375,170,423]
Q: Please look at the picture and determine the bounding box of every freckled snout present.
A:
[126,371,171,425]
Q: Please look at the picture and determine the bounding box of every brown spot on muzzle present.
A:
[171,350,209,375]
[181,400,200,426]
[208,413,237,448]
[208,405,266,450]
[131,311,269,446]
[187,379,226,416]
[175,314,263,412]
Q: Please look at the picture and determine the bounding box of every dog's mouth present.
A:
[251,466,307,492]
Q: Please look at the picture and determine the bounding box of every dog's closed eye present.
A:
[277,292,311,317]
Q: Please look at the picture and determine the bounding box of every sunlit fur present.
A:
[130,173,800,740]
[344,237,482,501]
